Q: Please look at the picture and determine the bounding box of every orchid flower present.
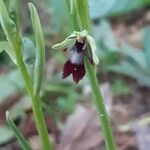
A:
[52,30,99,83]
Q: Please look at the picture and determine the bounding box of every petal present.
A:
[87,35,99,65]
[71,64,85,83]
[52,33,76,50]
[76,30,88,42]
[62,60,72,79]
[70,50,83,65]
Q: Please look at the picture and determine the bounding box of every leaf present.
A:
[0,69,23,104]
[70,0,75,14]
[21,37,36,78]
[107,61,150,86]
[10,96,32,119]
[89,0,116,19]
[99,51,120,68]
[0,41,16,63]
[0,125,14,145]
[121,44,147,70]
[143,27,150,67]
[87,35,99,65]
[29,3,45,95]
[6,111,32,150]
[0,0,21,64]
[21,37,36,66]
[93,20,117,50]
[46,0,68,31]
[108,0,150,16]
[0,41,8,53]
[0,0,17,42]
[89,0,150,19]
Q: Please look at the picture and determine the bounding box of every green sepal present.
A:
[76,30,88,41]
[52,33,76,50]
[52,30,99,65]
[87,35,99,65]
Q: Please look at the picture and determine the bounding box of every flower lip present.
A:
[62,60,85,83]
[70,50,83,65]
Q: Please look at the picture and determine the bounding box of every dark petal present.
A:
[75,41,86,53]
[62,60,85,83]
[71,64,85,83]
[62,60,72,79]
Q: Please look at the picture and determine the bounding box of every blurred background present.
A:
[0,0,150,150]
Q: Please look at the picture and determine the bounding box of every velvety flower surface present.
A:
[62,60,85,83]
[52,30,99,83]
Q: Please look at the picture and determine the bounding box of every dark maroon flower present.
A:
[52,30,99,83]
[62,40,86,83]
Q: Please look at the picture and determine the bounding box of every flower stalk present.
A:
[72,0,116,150]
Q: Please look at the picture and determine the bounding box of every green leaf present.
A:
[87,35,99,65]
[0,69,23,104]
[0,41,8,53]
[107,61,150,86]
[21,37,36,66]
[29,3,45,95]
[6,111,32,150]
[0,125,14,145]
[99,51,120,69]
[6,0,21,32]
[46,0,68,32]
[0,0,17,44]
[121,44,147,70]
[93,20,117,50]
[89,0,116,19]
[0,41,16,63]
[70,0,75,14]
[108,0,150,16]
[143,27,150,67]
[89,0,150,19]
[21,37,36,78]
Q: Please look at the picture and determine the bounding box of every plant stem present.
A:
[74,0,116,150]
[84,58,116,150]
[12,37,52,150]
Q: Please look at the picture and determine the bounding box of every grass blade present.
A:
[29,3,45,96]
[6,111,32,150]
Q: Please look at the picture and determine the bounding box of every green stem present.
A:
[65,0,79,30]
[73,0,116,150]
[13,38,52,150]
[84,58,116,150]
